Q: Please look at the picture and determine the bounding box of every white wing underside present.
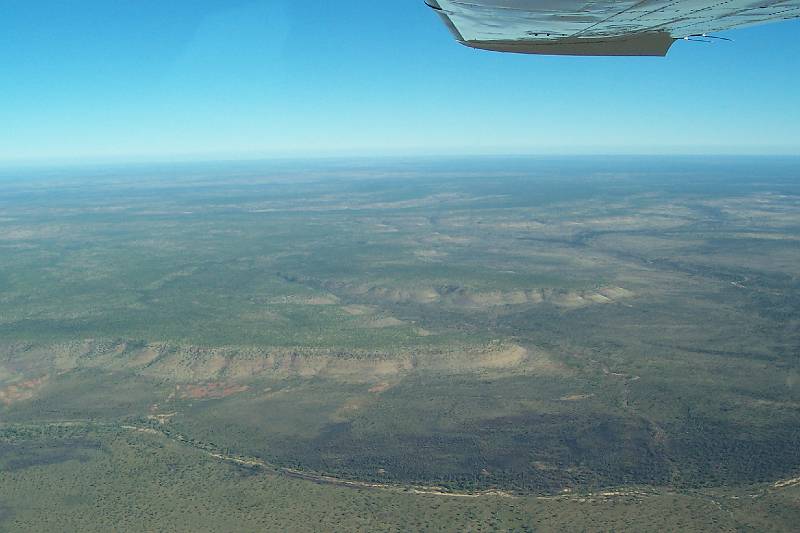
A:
[426,0,800,55]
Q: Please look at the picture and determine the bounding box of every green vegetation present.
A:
[1,423,798,532]
[1,156,799,530]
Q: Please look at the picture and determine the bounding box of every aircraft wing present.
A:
[425,0,800,56]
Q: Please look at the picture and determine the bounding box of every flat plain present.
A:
[1,156,799,531]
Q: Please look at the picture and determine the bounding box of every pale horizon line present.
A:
[2,149,799,170]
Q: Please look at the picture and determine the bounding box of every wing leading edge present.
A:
[426,0,800,56]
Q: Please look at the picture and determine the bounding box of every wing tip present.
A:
[425,0,466,42]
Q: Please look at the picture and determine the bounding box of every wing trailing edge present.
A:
[460,32,675,57]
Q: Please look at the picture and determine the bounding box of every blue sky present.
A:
[1,0,799,163]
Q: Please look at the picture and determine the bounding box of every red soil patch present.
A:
[368,382,392,394]
[177,382,249,400]
[0,376,48,406]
